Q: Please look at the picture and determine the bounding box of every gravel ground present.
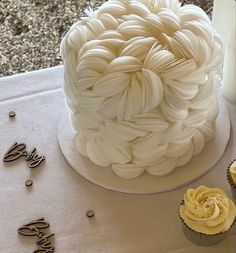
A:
[0,0,213,77]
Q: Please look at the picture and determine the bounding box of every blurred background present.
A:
[0,0,213,77]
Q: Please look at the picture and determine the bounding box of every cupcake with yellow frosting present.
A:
[179,185,236,246]
[227,159,236,200]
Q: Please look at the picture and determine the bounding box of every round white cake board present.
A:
[58,97,230,194]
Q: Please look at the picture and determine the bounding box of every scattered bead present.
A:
[86,210,94,218]
[25,179,33,187]
[9,111,16,117]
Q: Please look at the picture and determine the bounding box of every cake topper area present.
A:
[18,218,55,253]
[3,142,45,168]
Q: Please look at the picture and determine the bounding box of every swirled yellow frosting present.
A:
[179,185,236,234]
[229,161,236,184]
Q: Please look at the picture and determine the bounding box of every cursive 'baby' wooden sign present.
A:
[18,218,55,252]
[3,142,45,168]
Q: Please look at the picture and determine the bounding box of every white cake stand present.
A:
[57,97,230,194]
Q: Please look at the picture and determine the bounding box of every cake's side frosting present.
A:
[60,0,223,178]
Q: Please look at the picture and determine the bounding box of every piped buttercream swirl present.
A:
[179,185,236,234]
[229,160,236,184]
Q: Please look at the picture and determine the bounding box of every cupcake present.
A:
[179,185,236,246]
[227,159,236,200]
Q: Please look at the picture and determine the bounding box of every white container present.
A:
[212,0,236,103]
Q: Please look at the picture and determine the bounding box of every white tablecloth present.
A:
[0,66,235,253]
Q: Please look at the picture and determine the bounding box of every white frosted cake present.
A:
[60,0,223,179]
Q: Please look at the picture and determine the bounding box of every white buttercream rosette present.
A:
[179,186,236,234]
[60,0,223,178]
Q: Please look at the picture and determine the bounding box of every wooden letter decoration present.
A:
[3,142,45,168]
[18,218,55,252]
